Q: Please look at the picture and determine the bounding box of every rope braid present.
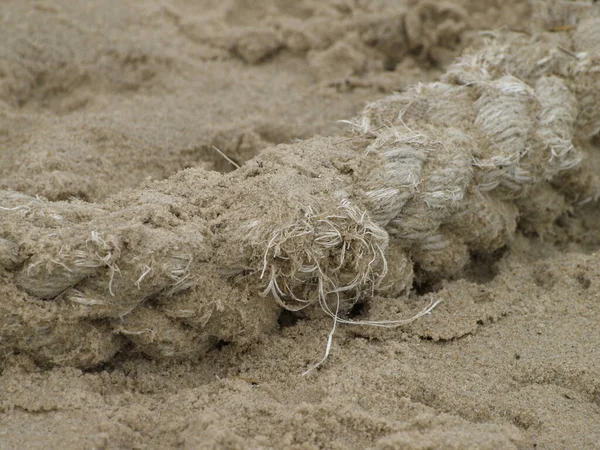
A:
[1,8,598,368]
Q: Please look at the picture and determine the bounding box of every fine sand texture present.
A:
[1,1,599,449]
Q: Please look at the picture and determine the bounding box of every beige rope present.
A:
[1,9,598,368]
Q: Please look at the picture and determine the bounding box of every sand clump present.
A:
[0,1,599,449]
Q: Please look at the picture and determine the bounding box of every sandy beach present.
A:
[1,1,599,449]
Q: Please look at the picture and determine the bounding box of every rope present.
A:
[1,11,598,368]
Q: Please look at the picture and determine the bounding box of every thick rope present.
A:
[1,8,598,368]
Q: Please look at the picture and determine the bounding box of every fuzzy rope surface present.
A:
[1,9,598,368]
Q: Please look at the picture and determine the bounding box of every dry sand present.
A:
[0,0,599,449]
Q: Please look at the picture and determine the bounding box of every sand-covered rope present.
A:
[1,8,598,368]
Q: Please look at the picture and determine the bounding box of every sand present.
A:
[0,0,599,449]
